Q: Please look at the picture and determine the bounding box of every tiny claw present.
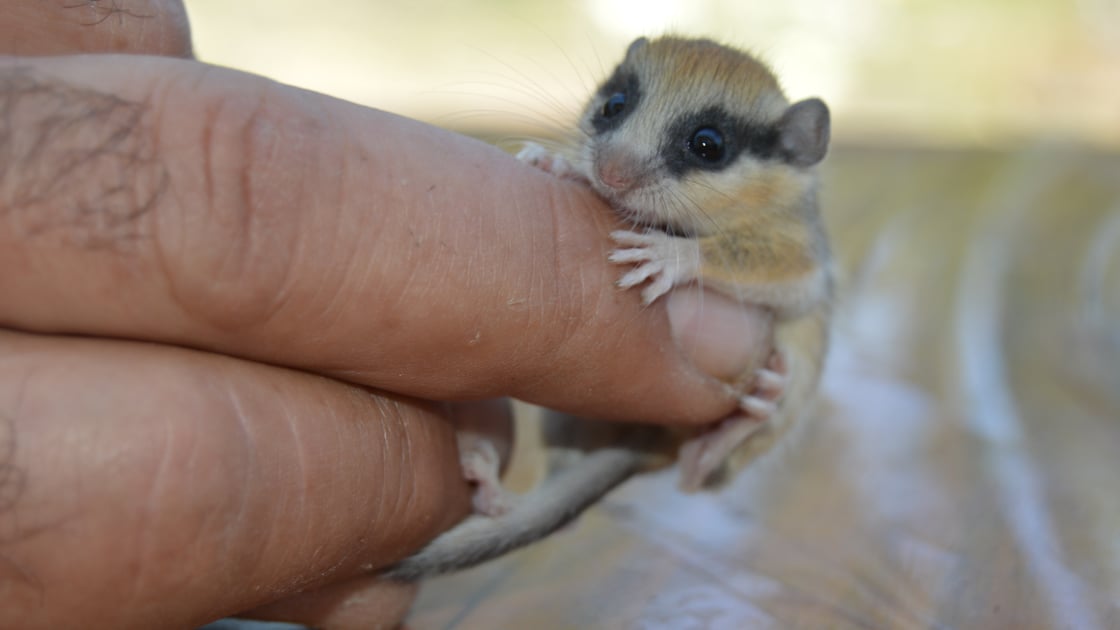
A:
[618,263,660,289]
[641,276,673,305]
[608,247,653,264]
[609,229,651,245]
[754,368,786,396]
[739,395,778,419]
[767,348,788,373]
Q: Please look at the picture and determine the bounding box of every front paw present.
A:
[608,230,702,305]
[516,142,576,179]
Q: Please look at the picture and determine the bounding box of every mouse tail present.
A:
[382,445,644,582]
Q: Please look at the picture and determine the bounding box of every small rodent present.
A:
[384,36,833,582]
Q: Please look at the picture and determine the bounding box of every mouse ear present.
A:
[777,98,830,167]
[625,37,650,59]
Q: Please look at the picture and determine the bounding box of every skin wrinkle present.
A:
[229,86,269,309]
[151,71,312,335]
[377,398,411,545]
[163,362,372,615]
[216,377,258,579]
[298,125,378,352]
[147,365,270,618]
[134,375,246,623]
[253,382,410,602]
[260,93,347,320]
[148,63,214,331]
[260,389,340,597]
[279,392,311,572]
[369,137,423,310]
[227,86,326,332]
[124,403,173,612]
[379,398,451,557]
[364,398,395,562]
[324,245,372,350]
[311,398,359,576]
[376,397,454,556]
[198,76,215,240]
[384,148,511,365]
[518,206,554,378]
[406,180,450,304]
[509,179,586,389]
[304,130,368,345]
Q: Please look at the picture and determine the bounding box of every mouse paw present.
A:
[677,350,788,492]
[516,142,576,179]
[677,414,768,492]
[608,230,702,305]
[739,349,788,419]
[459,439,517,517]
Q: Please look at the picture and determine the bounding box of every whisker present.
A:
[466,49,581,123]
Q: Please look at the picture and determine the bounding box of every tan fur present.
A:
[630,38,786,120]
[720,303,831,478]
[577,36,834,488]
[384,37,834,581]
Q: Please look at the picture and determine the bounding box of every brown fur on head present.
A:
[616,37,788,124]
[575,36,829,241]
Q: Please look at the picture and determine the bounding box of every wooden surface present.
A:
[405,144,1120,629]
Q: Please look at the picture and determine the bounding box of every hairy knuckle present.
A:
[0,66,165,251]
[155,69,327,332]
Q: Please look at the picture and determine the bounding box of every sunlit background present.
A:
[186,0,1119,148]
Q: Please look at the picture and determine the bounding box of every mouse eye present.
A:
[602,92,627,118]
[689,127,725,163]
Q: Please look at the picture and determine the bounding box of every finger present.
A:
[0,329,477,629]
[0,0,192,57]
[238,399,511,629]
[0,55,767,425]
[241,576,418,629]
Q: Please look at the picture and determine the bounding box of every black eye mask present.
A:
[660,98,830,176]
[590,69,641,134]
[662,106,782,176]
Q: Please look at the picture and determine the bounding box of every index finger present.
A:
[0,55,767,424]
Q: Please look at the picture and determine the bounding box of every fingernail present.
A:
[667,286,774,382]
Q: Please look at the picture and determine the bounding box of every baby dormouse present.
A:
[385,36,833,581]
[555,36,832,316]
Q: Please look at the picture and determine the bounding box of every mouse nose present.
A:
[595,148,645,192]
[597,160,634,191]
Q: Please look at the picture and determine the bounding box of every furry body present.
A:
[385,36,833,581]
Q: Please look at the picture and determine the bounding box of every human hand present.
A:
[0,2,773,628]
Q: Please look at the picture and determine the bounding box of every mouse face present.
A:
[577,37,830,236]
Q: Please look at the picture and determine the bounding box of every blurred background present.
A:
[186,2,1120,628]
[185,0,1119,148]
